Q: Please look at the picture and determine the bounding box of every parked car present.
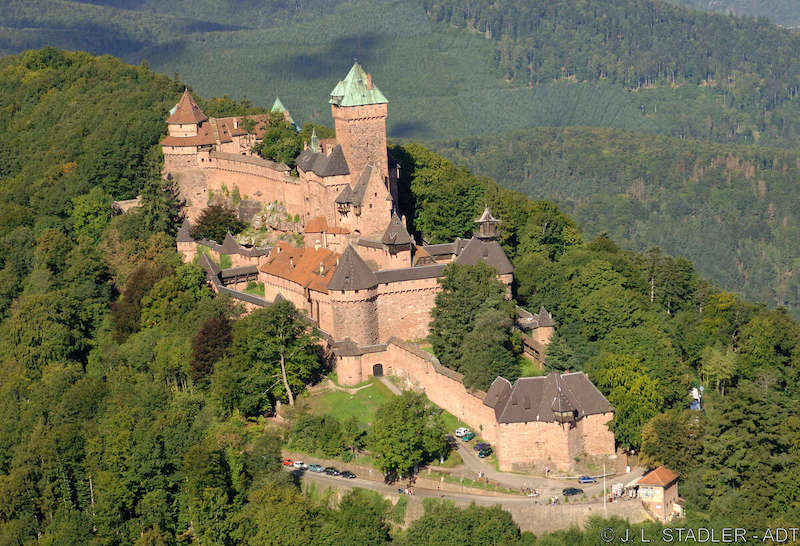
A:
[293,461,308,470]
[477,448,492,458]
[324,467,340,476]
[455,427,470,438]
[578,475,597,484]
[562,487,584,496]
[340,471,356,479]
[473,442,491,451]
[461,431,475,441]
[308,464,324,473]
[281,458,294,466]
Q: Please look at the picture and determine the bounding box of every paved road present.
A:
[291,468,547,507]
[454,442,605,498]
[377,375,402,395]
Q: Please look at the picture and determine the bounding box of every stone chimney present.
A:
[367,74,373,89]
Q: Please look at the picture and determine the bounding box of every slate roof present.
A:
[258,243,340,293]
[176,219,194,243]
[221,232,242,254]
[638,466,680,487]
[328,245,378,291]
[454,237,514,274]
[296,144,350,177]
[374,264,446,283]
[329,62,388,107]
[167,90,208,124]
[483,372,613,424]
[381,212,413,246]
[336,164,373,205]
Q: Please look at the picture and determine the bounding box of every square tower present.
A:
[329,63,389,182]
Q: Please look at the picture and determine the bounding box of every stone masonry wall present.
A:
[496,421,573,471]
[355,341,499,445]
[330,291,379,345]
[331,103,388,182]
[204,166,304,217]
[578,412,615,457]
[376,278,439,342]
[355,244,412,271]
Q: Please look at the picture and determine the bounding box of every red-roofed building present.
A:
[638,466,681,523]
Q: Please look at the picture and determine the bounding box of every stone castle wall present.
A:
[335,338,616,471]
[577,412,616,457]
[330,289,379,345]
[376,277,439,342]
[331,103,388,181]
[355,340,500,445]
[496,421,573,471]
[355,244,412,270]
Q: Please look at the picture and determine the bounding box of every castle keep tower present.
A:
[329,63,389,182]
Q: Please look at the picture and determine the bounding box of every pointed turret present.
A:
[167,90,207,124]
[328,244,377,291]
[271,97,287,113]
[271,96,296,128]
[310,127,319,153]
[474,206,500,240]
[329,62,388,107]
[381,211,412,246]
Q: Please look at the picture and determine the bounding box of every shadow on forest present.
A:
[261,33,385,80]
[389,121,430,139]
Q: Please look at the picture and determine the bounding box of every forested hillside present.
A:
[0,48,799,542]
[668,0,800,28]
[2,0,800,146]
[428,128,800,316]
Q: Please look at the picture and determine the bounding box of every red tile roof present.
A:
[638,466,679,487]
[167,90,208,124]
[304,216,350,235]
[258,243,340,293]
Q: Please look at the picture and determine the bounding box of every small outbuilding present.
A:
[638,466,681,523]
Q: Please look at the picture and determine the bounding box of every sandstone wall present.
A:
[330,290,379,345]
[331,103,388,182]
[376,278,439,342]
[261,272,309,313]
[204,164,304,217]
[357,341,499,444]
[496,421,573,471]
[356,244,412,271]
[579,412,616,457]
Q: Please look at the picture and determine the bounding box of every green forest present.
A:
[1,45,800,544]
[667,0,800,27]
[428,128,800,316]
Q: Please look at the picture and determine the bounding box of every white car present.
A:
[293,461,308,470]
[455,427,471,438]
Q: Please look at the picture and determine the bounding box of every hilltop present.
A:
[0,48,798,543]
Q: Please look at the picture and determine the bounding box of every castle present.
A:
[166,63,615,472]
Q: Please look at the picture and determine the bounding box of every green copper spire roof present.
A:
[271,97,287,112]
[329,62,388,107]
[271,96,297,128]
[310,128,319,152]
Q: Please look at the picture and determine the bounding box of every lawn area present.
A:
[306,377,395,428]
[243,281,265,297]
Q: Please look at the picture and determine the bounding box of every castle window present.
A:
[369,204,372,208]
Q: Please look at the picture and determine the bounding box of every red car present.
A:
[281,458,294,466]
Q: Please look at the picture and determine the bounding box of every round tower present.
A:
[328,245,379,345]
